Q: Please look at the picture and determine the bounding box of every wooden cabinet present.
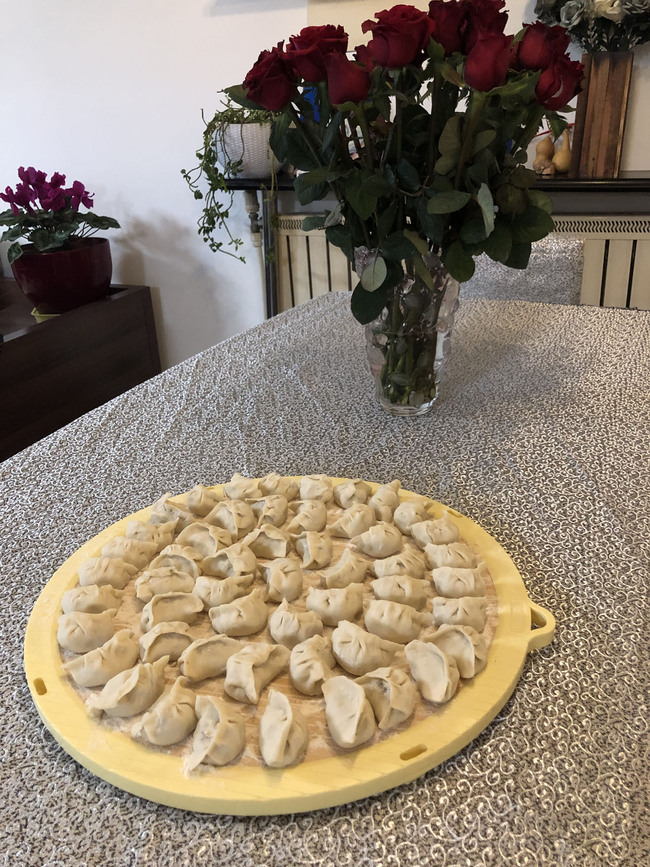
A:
[0,282,161,460]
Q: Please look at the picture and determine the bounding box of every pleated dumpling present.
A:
[243,524,291,559]
[249,495,289,528]
[356,667,418,730]
[286,499,328,534]
[322,676,376,749]
[175,522,232,558]
[208,587,268,637]
[87,656,168,718]
[351,522,403,559]
[410,512,460,549]
[294,531,333,570]
[320,548,368,589]
[193,573,255,610]
[370,546,427,580]
[405,640,460,703]
[305,584,364,627]
[431,566,486,598]
[333,478,372,509]
[141,592,203,632]
[370,574,429,610]
[259,689,309,768]
[260,557,303,603]
[184,696,246,773]
[131,676,197,746]
[289,634,336,696]
[61,584,123,614]
[268,599,324,648]
[424,541,478,570]
[329,503,376,539]
[299,474,334,504]
[205,500,256,540]
[64,629,139,688]
[100,537,158,570]
[138,621,194,663]
[223,473,263,501]
[134,567,196,603]
[126,518,177,551]
[185,483,222,517]
[364,599,430,644]
[178,634,240,682]
[148,548,200,579]
[331,620,401,676]
[432,596,488,632]
[424,624,488,678]
[368,480,401,522]
[77,557,138,590]
[150,493,195,531]
[392,500,430,534]
[201,541,257,579]
[223,642,290,705]
[259,472,299,501]
[57,609,117,653]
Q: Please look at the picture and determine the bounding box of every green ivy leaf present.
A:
[427,190,471,214]
[443,241,475,283]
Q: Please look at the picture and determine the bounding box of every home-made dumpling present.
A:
[193,573,255,609]
[423,624,488,678]
[432,596,488,632]
[268,599,324,648]
[286,500,328,534]
[356,667,418,730]
[405,640,460,703]
[243,524,291,559]
[370,574,429,610]
[223,642,290,704]
[370,546,427,580]
[351,522,403,559]
[249,495,289,528]
[364,599,430,644]
[101,537,159,570]
[131,676,197,746]
[333,478,372,509]
[87,656,168,718]
[134,567,196,603]
[289,634,336,696]
[393,500,430,534]
[299,473,334,503]
[175,522,232,558]
[61,584,123,614]
[431,566,486,598]
[208,587,268,637]
[319,548,368,589]
[205,500,256,540]
[306,584,364,627]
[126,518,177,551]
[140,592,203,632]
[322,676,376,749]
[424,542,478,570]
[57,609,117,653]
[294,531,333,570]
[64,629,140,687]
[184,696,246,772]
[331,620,401,676]
[178,634,241,681]
[200,541,257,578]
[329,503,376,539]
[223,473,263,501]
[260,558,303,602]
[410,512,460,549]
[186,484,222,517]
[150,493,195,531]
[139,621,194,663]
[148,548,200,579]
[259,472,299,501]
[77,557,138,590]
[259,689,309,768]
[368,480,401,522]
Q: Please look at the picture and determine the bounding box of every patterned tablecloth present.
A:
[1,292,648,867]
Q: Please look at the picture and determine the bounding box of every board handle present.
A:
[527,600,556,652]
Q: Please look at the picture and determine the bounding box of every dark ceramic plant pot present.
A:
[11,237,113,313]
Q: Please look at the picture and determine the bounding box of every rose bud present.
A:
[512,22,570,71]
[286,24,348,83]
[428,0,468,55]
[361,4,435,68]
[536,54,584,110]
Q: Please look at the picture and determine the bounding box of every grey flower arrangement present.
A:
[535,0,650,52]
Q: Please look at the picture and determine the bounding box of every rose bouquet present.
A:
[228,2,583,412]
[535,0,650,53]
[0,167,120,264]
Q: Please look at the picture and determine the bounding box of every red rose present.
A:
[243,43,296,111]
[512,22,570,71]
[464,31,512,91]
[286,25,349,83]
[536,54,584,110]
[462,0,508,52]
[428,0,468,55]
[323,52,371,104]
[361,4,435,68]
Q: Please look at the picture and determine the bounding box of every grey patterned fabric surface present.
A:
[1,292,649,867]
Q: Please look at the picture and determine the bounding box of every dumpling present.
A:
[243,524,291,559]
[370,574,429,610]
[77,557,138,590]
[368,480,401,522]
[175,522,232,558]
[223,643,290,704]
[286,500,328,534]
[319,548,368,589]
[299,473,334,503]
[139,621,194,663]
[393,500,430,534]
[200,541,257,578]
[331,620,401,676]
[259,472,299,500]
[322,676,376,749]
[431,566,486,598]
[61,584,123,614]
[208,587,268,637]
[205,500,256,540]
[357,667,418,730]
[249,495,289,528]
[140,592,203,632]
[64,629,139,687]
[259,689,309,768]
[125,518,177,551]
[260,558,303,602]
[193,573,255,609]
[289,634,335,696]
[329,503,376,539]
[223,473,262,501]
[87,656,168,718]
[306,584,364,627]
[184,696,246,772]
[405,640,460,703]
[101,537,158,570]
[432,596,488,632]
[294,531,333,570]
[333,478,372,509]
[148,548,200,578]
[57,609,117,653]
[178,634,241,681]
[150,493,195,531]
[134,567,196,603]
[423,624,488,678]
[268,599,324,648]
[410,512,460,549]
[424,542,478,570]
[351,522,403,558]
[364,599,430,644]
[370,546,427,579]
[131,676,197,746]
[186,484,222,517]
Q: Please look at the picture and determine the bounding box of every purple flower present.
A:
[39,186,67,211]
[18,166,47,188]
[65,180,94,211]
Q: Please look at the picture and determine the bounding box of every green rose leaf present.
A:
[427,190,471,214]
[360,254,388,292]
[495,184,526,215]
[509,166,537,189]
[345,173,377,220]
[381,231,417,261]
[472,129,497,155]
[476,183,495,236]
[438,115,462,157]
[350,281,389,324]
[482,222,513,264]
[326,224,354,261]
[526,188,553,214]
[397,159,421,193]
[505,241,532,270]
[434,153,458,175]
[511,206,555,243]
[443,241,475,283]
[459,215,488,245]
[302,215,326,232]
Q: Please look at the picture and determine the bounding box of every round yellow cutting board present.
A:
[24,480,555,815]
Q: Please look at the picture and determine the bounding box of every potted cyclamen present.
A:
[0,167,121,313]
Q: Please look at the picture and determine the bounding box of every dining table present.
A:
[1,289,648,867]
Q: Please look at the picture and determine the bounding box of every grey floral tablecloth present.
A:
[1,292,648,867]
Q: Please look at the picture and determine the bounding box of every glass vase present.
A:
[363,251,459,416]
